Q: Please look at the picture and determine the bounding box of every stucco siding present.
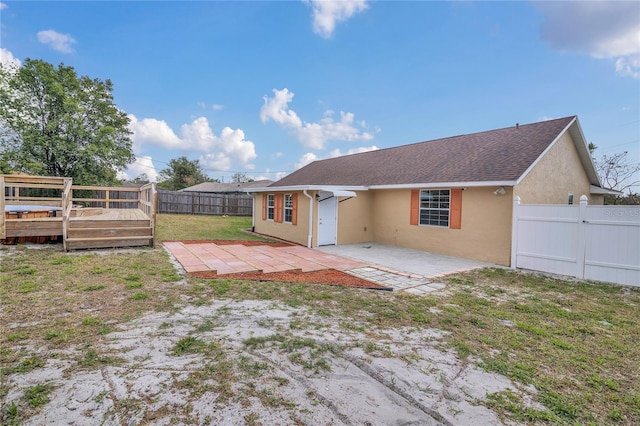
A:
[370,187,513,265]
[253,192,311,246]
[337,191,372,244]
[514,131,597,204]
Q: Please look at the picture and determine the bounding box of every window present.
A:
[419,189,450,227]
[267,194,275,220]
[284,194,293,223]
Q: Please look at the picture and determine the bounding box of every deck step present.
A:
[68,219,150,229]
[67,227,152,239]
[65,236,153,250]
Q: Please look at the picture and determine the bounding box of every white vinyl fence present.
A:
[511,195,640,287]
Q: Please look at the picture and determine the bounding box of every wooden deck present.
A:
[1,175,157,251]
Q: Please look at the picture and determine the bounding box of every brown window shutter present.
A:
[291,193,298,225]
[450,188,462,229]
[275,194,283,223]
[262,194,267,220]
[410,190,420,225]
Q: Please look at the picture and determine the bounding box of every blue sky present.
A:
[1,1,638,186]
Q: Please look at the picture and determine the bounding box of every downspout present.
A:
[247,192,255,231]
[303,190,313,248]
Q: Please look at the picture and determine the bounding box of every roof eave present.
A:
[245,185,369,193]
[515,117,601,186]
[569,120,602,186]
[590,185,622,195]
[370,181,517,190]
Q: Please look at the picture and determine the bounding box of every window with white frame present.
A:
[284,194,293,223]
[267,194,275,220]
[419,189,450,227]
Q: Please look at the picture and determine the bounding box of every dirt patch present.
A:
[4,300,528,425]
[191,268,390,290]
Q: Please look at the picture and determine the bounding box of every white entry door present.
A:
[317,192,337,246]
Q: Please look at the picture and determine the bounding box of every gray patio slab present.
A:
[317,243,494,279]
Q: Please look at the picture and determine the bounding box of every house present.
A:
[247,116,616,266]
[181,180,273,193]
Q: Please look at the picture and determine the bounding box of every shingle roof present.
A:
[181,180,273,192]
[271,116,577,187]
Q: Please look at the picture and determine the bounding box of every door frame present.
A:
[317,192,338,246]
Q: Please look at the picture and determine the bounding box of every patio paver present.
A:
[162,241,448,294]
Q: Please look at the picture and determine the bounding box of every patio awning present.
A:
[322,189,357,197]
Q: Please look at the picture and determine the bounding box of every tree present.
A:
[231,172,253,183]
[158,156,211,190]
[132,173,150,184]
[591,144,640,205]
[0,59,135,185]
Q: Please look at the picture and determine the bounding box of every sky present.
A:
[1,0,639,187]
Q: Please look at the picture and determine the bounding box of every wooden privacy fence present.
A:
[511,195,640,287]
[157,190,253,216]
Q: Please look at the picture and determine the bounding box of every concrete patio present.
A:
[163,241,493,294]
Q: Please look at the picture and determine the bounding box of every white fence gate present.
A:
[511,195,640,287]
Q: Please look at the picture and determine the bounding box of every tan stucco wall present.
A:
[370,187,513,265]
[253,191,311,246]
[337,191,372,244]
[590,194,605,205]
[514,131,599,204]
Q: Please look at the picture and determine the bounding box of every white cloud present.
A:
[329,145,378,158]
[127,115,182,154]
[260,88,303,129]
[289,145,378,174]
[260,88,375,149]
[294,152,319,170]
[128,114,257,171]
[0,3,7,10]
[37,29,76,54]
[616,56,640,79]
[536,1,640,78]
[120,156,159,182]
[197,102,224,111]
[0,48,21,68]
[199,152,231,173]
[307,0,368,38]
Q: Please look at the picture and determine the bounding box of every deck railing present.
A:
[1,175,157,245]
[61,179,73,251]
[139,183,157,244]
[1,175,69,240]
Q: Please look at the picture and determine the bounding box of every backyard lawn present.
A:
[0,214,638,425]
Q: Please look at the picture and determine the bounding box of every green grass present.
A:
[173,337,207,356]
[155,214,273,242]
[24,383,53,408]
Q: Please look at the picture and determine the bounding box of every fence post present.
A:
[576,195,588,279]
[510,196,520,269]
